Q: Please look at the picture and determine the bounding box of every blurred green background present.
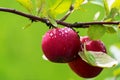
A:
[0,0,120,80]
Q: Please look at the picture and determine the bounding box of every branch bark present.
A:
[0,7,120,28]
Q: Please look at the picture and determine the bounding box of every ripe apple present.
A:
[41,27,80,63]
[68,36,107,78]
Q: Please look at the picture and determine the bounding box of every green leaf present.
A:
[83,43,96,65]
[16,0,33,13]
[36,0,46,15]
[79,51,118,68]
[87,25,106,40]
[106,26,118,34]
[49,17,57,27]
[114,13,120,21]
[84,51,96,65]
[103,0,110,15]
[89,51,118,68]
[46,0,72,26]
[107,0,120,20]
[22,22,33,30]
[49,0,72,18]
[105,8,119,21]
[74,0,84,10]
[111,0,120,10]
[47,9,57,27]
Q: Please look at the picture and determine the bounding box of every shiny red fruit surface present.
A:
[68,36,107,78]
[42,27,80,63]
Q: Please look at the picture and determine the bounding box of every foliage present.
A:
[15,0,120,40]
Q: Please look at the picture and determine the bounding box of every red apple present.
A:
[68,36,107,78]
[41,27,80,63]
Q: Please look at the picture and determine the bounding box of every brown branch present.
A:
[0,7,52,26]
[0,7,120,28]
[71,22,120,28]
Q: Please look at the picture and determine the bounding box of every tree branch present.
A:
[0,7,120,28]
[0,7,49,23]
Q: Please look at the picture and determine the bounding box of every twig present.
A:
[0,7,52,26]
[0,7,120,28]
[71,22,120,28]
[59,5,74,21]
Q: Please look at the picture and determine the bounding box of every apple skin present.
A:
[41,27,80,63]
[68,36,107,78]
[81,36,106,53]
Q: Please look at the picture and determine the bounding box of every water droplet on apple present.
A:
[65,30,68,33]
[49,32,53,37]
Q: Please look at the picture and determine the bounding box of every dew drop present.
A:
[65,30,68,33]
[49,32,54,37]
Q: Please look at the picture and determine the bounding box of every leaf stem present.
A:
[0,7,120,28]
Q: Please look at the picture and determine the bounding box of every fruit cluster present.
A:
[41,27,107,78]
